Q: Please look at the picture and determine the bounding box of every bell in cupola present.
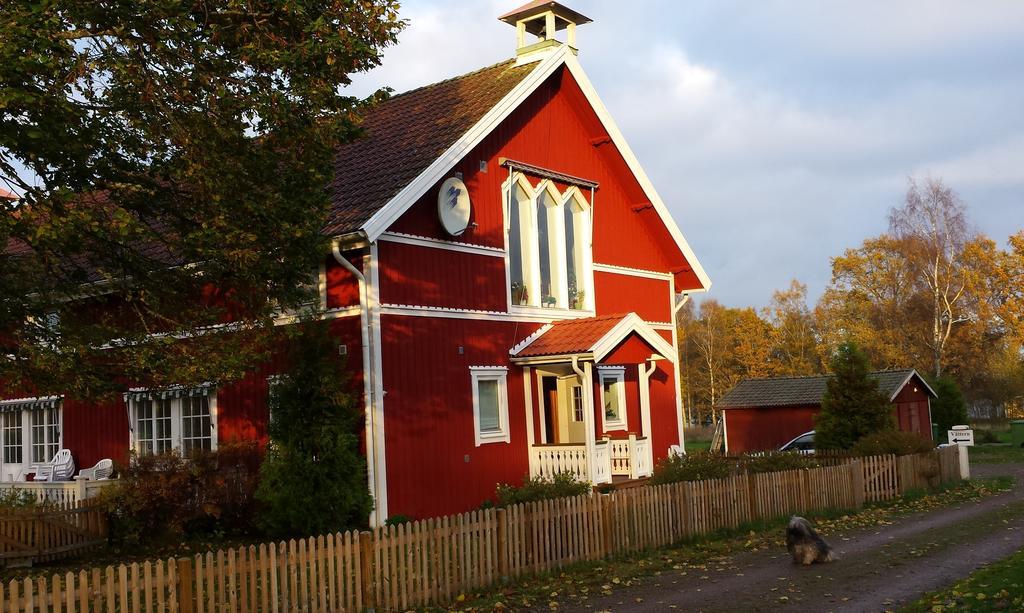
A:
[498,1,593,64]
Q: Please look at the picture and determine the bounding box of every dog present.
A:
[786,516,834,565]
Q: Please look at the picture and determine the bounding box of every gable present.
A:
[329,45,708,291]
[380,57,706,289]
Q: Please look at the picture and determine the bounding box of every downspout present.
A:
[673,292,690,452]
[331,239,379,526]
[639,357,658,474]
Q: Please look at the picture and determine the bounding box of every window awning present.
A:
[510,312,675,365]
[0,395,63,413]
[124,383,214,402]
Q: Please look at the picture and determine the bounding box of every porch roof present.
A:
[510,312,676,364]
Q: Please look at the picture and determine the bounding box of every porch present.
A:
[529,433,652,484]
[511,313,675,487]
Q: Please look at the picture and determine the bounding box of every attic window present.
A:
[504,173,593,311]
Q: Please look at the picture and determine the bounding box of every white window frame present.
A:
[598,366,627,432]
[470,367,510,446]
[0,399,63,481]
[503,173,594,313]
[129,390,218,457]
[29,406,62,465]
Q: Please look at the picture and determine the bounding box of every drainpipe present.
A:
[673,292,690,315]
[571,356,598,483]
[639,357,658,475]
[331,239,379,526]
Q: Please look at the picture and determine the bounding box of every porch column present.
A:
[523,366,536,477]
[639,359,657,469]
[580,360,597,482]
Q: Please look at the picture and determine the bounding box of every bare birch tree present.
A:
[889,176,973,377]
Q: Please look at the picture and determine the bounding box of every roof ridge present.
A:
[738,368,915,383]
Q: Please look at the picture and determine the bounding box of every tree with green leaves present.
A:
[256,321,371,536]
[815,342,894,450]
[929,376,968,433]
[0,1,404,398]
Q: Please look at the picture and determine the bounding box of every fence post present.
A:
[496,508,508,579]
[177,557,194,613]
[601,494,614,556]
[850,460,865,509]
[359,531,374,611]
[746,471,758,521]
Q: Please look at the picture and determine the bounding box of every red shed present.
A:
[719,369,936,454]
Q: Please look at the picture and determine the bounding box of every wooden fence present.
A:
[0,501,107,568]
[0,446,965,611]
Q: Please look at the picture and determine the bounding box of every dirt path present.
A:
[560,462,1024,613]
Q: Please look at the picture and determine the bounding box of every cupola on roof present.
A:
[499,1,592,63]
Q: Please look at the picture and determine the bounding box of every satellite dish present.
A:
[437,177,471,236]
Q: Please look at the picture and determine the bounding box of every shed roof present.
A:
[718,369,936,409]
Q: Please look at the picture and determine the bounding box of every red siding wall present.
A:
[62,398,130,470]
[377,241,507,311]
[379,315,543,520]
[893,383,933,441]
[594,272,672,323]
[722,405,819,454]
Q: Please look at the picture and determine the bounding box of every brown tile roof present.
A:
[0,188,17,200]
[324,59,537,236]
[514,313,629,358]
[718,369,934,409]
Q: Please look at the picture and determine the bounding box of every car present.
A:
[780,431,815,454]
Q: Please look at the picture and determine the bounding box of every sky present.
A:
[345,0,1024,308]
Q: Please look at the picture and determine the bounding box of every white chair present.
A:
[33,449,75,482]
[75,458,113,481]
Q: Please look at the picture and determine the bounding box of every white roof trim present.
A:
[591,313,677,364]
[560,53,710,291]
[890,369,937,401]
[509,323,554,356]
[355,47,710,292]
[360,47,572,242]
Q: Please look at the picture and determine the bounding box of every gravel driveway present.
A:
[560,462,1024,613]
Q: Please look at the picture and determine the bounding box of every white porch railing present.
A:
[609,434,653,479]
[531,444,588,481]
[531,436,650,483]
[0,479,116,506]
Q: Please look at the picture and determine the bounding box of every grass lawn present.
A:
[684,439,712,452]
[901,547,1024,612]
[968,444,1024,464]
[449,478,1013,612]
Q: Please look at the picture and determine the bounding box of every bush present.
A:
[101,442,263,546]
[256,321,372,537]
[494,473,591,507]
[0,489,42,509]
[852,429,933,456]
[975,429,1000,444]
[742,452,818,474]
[650,451,733,485]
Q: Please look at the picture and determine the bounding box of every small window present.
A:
[571,385,584,423]
[30,407,60,464]
[470,367,510,446]
[599,367,627,432]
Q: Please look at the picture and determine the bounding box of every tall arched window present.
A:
[505,177,534,305]
[563,187,591,310]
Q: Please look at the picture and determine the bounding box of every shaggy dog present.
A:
[786,516,834,565]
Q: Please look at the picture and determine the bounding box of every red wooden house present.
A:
[0,2,710,523]
[719,369,936,454]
